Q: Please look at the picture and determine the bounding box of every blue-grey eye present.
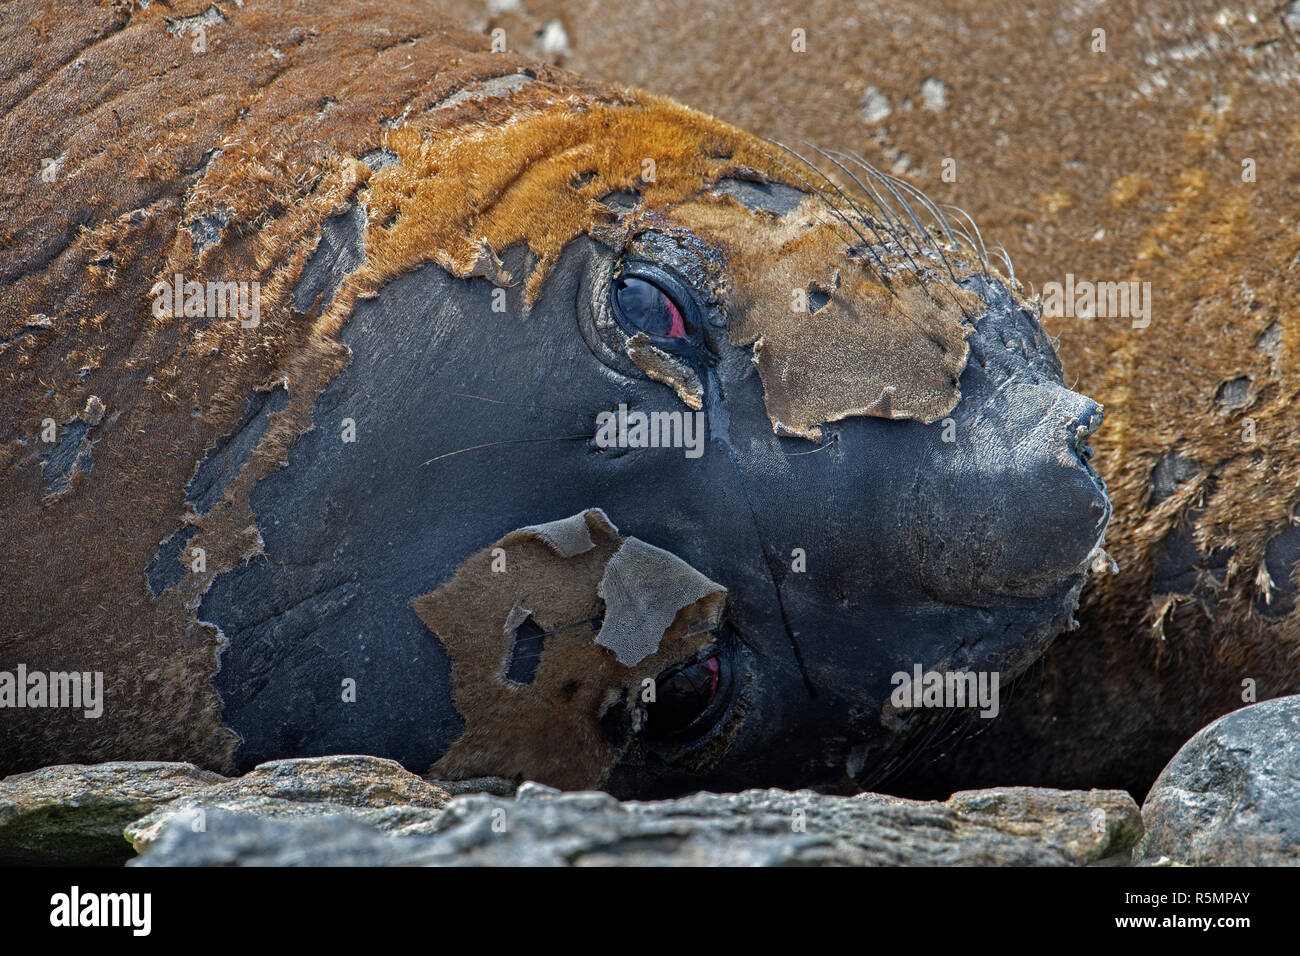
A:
[614,276,689,339]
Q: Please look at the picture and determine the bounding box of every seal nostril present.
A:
[1069,403,1104,460]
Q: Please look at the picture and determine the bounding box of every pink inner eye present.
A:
[663,294,686,339]
[614,275,692,341]
[704,656,719,699]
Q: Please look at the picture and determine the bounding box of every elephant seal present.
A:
[0,0,1108,794]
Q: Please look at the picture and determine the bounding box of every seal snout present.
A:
[980,384,1112,594]
[903,371,1111,604]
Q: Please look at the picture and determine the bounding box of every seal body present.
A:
[1,0,1108,794]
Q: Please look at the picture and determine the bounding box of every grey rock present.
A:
[859,87,892,124]
[132,810,437,867]
[920,77,948,112]
[1138,696,1300,866]
[126,755,449,851]
[424,775,518,797]
[131,784,1139,867]
[188,754,448,808]
[0,762,226,865]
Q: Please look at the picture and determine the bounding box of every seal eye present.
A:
[614,275,689,340]
[643,656,720,739]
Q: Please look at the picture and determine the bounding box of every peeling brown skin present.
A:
[626,334,704,410]
[0,0,1104,789]
[668,195,977,438]
[412,510,724,789]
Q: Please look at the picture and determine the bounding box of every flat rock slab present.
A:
[127,755,450,851]
[0,755,448,864]
[0,762,227,865]
[1,755,1142,866]
[1139,695,1300,866]
[130,783,1139,867]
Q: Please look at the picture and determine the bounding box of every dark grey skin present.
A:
[201,196,1109,796]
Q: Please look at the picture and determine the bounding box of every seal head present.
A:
[194,92,1109,793]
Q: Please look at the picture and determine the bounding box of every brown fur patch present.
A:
[335,87,798,308]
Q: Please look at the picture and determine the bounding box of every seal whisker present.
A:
[806,147,982,327]
[824,147,934,265]
[799,141,935,285]
[847,153,963,278]
[856,157,964,282]
[825,148,976,319]
[770,142,897,256]
[418,434,595,468]
[449,391,593,418]
[944,217,979,260]
[991,244,1017,289]
[808,146,924,261]
[766,140,899,286]
[943,203,990,275]
[890,708,980,788]
[834,161,967,313]
[763,143,863,233]
[801,207,896,288]
[799,207,902,299]
[839,148,995,288]
[783,434,839,456]
[869,706,965,791]
[766,141,895,290]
